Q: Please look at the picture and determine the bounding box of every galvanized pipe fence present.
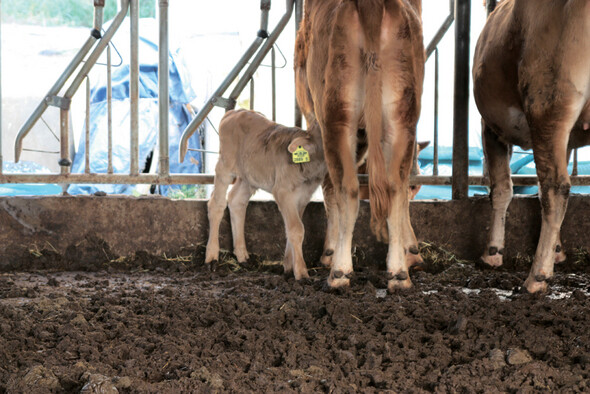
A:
[1,0,589,197]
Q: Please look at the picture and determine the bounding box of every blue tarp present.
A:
[0,162,62,196]
[68,18,203,196]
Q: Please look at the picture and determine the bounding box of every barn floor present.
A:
[1,244,589,393]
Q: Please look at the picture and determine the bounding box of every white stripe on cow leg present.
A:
[320,175,338,268]
[205,167,233,265]
[227,178,255,264]
[275,190,309,281]
[481,121,513,268]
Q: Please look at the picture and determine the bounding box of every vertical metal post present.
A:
[573,149,579,176]
[107,44,113,174]
[452,0,470,200]
[158,0,170,176]
[85,77,91,174]
[59,109,70,174]
[271,46,276,122]
[0,0,3,175]
[486,0,497,16]
[294,0,303,128]
[433,48,439,176]
[130,0,140,175]
[249,78,255,110]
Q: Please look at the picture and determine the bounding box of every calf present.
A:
[295,0,425,291]
[473,0,590,292]
[205,109,326,280]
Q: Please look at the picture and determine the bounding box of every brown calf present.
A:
[295,0,425,291]
[205,110,325,280]
[473,0,590,292]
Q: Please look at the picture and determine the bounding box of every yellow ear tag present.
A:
[292,146,310,164]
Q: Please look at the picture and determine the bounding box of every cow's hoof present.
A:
[410,260,427,272]
[328,270,352,288]
[387,276,412,292]
[523,276,549,293]
[320,249,334,267]
[282,269,294,279]
[479,253,503,268]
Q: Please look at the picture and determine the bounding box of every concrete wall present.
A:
[1,195,590,267]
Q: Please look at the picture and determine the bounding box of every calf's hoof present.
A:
[555,245,566,264]
[234,249,249,264]
[523,275,549,294]
[294,270,310,281]
[320,249,334,267]
[406,249,424,270]
[327,269,352,288]
[207,260,218,272]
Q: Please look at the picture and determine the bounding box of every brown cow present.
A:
[205,109,326,280]
[295,0,425,290]
[473,0,590,292]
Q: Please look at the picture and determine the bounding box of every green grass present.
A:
[2,0,156,27]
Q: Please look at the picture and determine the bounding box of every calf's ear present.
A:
[418,141,430,152]
[288,136,315,154]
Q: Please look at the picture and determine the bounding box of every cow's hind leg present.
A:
[205,168,233,265]
[227,178,255,263]
[525,109,578,293]
[322,2,363,288]
[480,121,513,267]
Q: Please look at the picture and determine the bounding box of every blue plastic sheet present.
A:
[68,18,203,196]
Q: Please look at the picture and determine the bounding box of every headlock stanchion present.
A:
[178,0,296,163]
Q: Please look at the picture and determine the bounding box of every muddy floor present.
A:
[1,243,590,393]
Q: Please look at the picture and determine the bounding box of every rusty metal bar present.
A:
[59,109,70,173]
[85,77,91,174]
[107,44,113,174]
[433,48,439,176]
[452,0,471,200]
[130,0,140,175]
[158,0,170,176]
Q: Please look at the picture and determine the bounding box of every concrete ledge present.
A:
[1,195,589,267]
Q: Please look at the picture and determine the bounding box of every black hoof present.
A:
[333,270,344,279]
[324,249,334,257]
[208,260,218,272]
[298,277,312,286]
[386,271,408,281]
[409,245,420,255]
[534,274,547,283]
[476,258,492,270]
[555,244,562,253]
[283,270,294,280]
[488,246,498,256]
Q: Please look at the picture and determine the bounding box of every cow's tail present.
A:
[356,0,390,241]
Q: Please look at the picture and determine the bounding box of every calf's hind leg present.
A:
[274,190,309,280]
[205,170,233,265]
[227,178,255,263]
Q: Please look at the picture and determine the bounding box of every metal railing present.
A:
[1,0,589,197]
